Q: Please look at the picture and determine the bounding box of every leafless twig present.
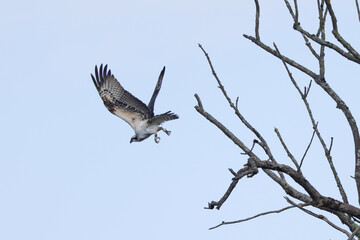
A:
[273,42,349,205]
[202,158,258,210]
[197,44,276,162]
[209,205,296,230]
[274,127,300,169]
[254,0,260,40]
[285,197,352,237]
[324,0,360,61]
[284,0,359,63]
[298,124,317,170]
[348,224,360,240]
[303,80,312,98]
[355,0,360,22]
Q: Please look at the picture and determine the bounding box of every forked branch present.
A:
[196,1,360,237]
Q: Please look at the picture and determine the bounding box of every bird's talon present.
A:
[165,130,171,136]
[155,136,160,143]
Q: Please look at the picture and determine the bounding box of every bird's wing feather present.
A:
[148,111,179,126]
[147,66,165,115]
[91,64,152,128]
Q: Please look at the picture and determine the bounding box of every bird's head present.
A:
[130,135,140,143]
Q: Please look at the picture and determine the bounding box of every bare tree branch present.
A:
[195,90,312,209]
[316,0,327,37]
[329,137,334,153]
[301,34,320,60]
[274,127,300,169]
[194,93,251,155]
[321,0,360,205]
[324,0,360,61]
[254,160,360,218]
[197,43,279,167]
[285,197,352,238]
[298,125,317,170]
[273,42,349,205]
[254,0,260,40]
[197,1,360,236]
[284,0,296,21]
[318,0,326,79]
[196,43,359,231]
[355,0,360,22]
[243,34,319,78]
[303,80,312,98]
[348,224,360,240]
[285,0,359,64]
[204,158,259,210]
[209,205,297,230]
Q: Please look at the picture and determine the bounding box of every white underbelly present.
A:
[111,107,158,137]
[136,124,158,136]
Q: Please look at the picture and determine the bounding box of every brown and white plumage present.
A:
[91,64,178,143]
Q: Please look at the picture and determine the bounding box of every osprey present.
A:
[91,64,178,143]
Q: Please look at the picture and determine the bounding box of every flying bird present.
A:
[91,64,178,143]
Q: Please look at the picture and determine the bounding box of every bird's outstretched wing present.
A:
[148,111,179,126]
[147,66,165,115]
[91,64,152,128]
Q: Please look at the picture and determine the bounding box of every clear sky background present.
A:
[1,0,360,239]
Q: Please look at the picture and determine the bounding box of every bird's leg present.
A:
[159,127,171,136]
[154,127,171,143]
[154,133,161,143]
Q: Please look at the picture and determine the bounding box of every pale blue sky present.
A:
[1,0,360,239]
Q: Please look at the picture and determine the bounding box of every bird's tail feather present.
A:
[149,111,179,125]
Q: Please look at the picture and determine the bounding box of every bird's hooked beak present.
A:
[130,136,136,143]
